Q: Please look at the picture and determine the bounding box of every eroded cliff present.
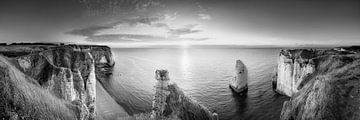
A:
[274,49,317,96]
[0,43,114,120]
[277,48,360,120]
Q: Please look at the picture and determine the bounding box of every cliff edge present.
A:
[277,47,360,120]
[0,43,114,120]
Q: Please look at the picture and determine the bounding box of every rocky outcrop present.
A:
[150,70,217,120]
[229,60,248,93]
[0,43,114,120]
[274,49,316,96]
[278,48,360,120]
[273,48,359,97]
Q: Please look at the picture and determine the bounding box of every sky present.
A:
[0,0,359,48]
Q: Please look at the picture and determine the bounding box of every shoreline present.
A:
[95,80,129,120]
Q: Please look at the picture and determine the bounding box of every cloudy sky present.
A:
[0,0,359,47]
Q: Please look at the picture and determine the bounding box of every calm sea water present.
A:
[97,48,289,120]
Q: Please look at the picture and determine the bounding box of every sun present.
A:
[181,40,190,49]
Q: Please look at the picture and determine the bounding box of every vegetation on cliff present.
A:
[0,44,114,120]
[0,55,79,119]
[280,50,360,120]
[150,70,216,120]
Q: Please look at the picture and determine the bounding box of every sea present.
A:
[96,48,290,120]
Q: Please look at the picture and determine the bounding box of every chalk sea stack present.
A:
[276,47,360,120]
[150,69,217,120]
[0,43,114,120]
[229,60,248,93]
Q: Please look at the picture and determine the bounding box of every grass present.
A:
[161,83,214,120]
[281,53,360,120]
[0,55,79,119]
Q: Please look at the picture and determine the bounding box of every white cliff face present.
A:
[86,52,96,119]
[64,68,76,101]
[49,67,76,101]
[276,54,294,96]
[229,60,248,93]
[276,51,315,97]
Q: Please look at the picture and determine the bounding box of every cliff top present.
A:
[0,42,108,47]
[0,43,112,58]
[280,47,357,60]
[280,49,317,59]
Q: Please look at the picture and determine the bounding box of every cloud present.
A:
[85,34,209,43]
[117,16,162,26]
[66,16,202,37]
[168,24,202,36]
[66,25,113,37]
[66,1,209,43]
[66,16,165,36]
[78,0,161,16]
[198,13,211,20]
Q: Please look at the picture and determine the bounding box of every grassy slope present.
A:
[281,54,360,120]
[0,55,78,119]
[163,83,214,120]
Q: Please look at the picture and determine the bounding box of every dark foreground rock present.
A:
[278,48,360,120]
[0,43,114,120]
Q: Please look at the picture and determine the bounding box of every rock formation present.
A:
[273,49,316,96]
[0,43,114,120]
[229,60,248,93]
[150,69,217,120]
[277,47,360,120]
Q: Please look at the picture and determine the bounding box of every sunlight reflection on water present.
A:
[181,48,193,89]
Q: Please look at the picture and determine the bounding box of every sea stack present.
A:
[229,60,248,93]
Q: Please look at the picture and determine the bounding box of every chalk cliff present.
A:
[274,49,317,96]
[0,43,114,120]
[229,60,248,93]
[277,47,360,120]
